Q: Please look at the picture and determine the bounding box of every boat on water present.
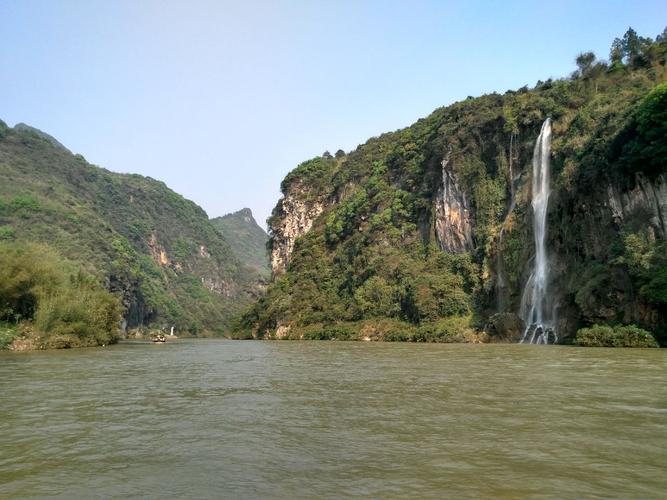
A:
[150,332,167,343]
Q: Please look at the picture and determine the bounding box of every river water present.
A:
[1,340,665,498]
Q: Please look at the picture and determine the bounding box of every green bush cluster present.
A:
[0,225,15,241]
[575,324,659,348]
[0,321,18,349]
[0,242,122,348]
[299,324,358,341]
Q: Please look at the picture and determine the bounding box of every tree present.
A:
[610,37,624,65]
[575,52,596,76]
[335,149,346,159]
[616,83,667,179]
[657,27,667,43]
[610,27,653,68]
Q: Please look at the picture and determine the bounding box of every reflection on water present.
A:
[1,340,666,498]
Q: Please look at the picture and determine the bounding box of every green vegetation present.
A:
[211,208,270,278]
[0,242,121,349]
[575,324,659,348]
[238,28,667,345]
[247,316,482,343]
[612,82,667,180]
[0,321,18,349]
[0,120,264,341]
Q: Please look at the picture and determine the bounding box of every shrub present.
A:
[0,322,19,349]
[35,282,122,347]
[0,226,15,241]
[384,329,411,342]
[300,323,357,340]
[612,325,659,348]
[575,324,658,347]
[0,242,122,348]
[574,324,615,346]
[414,316,472,343]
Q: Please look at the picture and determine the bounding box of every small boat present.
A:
[150,332,167,343]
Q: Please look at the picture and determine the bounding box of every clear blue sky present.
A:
[1,1,665,228]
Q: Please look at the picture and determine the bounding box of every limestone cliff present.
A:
[608,174,667,238]
[268,155,337,275]
[270,188,325,274]
[434,157,474,253]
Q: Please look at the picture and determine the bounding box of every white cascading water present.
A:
[519,118,557,344]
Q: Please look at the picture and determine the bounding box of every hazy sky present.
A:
[1,1,665,228]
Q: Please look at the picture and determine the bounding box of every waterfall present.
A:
[519,118,557,344]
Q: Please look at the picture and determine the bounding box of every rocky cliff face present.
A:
[546,172,667,337]
[266,155,338,276]
[608,174,667,238]
[270,184,326,275]
[434,157,474,253]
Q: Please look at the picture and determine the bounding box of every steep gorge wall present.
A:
[545,173,667,339]
[251,48,667,343]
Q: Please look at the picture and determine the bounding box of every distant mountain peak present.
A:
[211,208,270,278]
[228,207,253,217]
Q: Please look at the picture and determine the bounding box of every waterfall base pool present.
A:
[1,340,666,498]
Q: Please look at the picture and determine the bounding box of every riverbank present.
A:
[0,323,119,351]
[2,319,660,351]
[237,317,661,347]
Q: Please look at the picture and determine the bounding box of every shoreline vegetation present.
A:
[0,242,122,351]
[229,318,659,348]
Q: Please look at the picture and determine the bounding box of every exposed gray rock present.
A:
[485,312,525,343]
[608,173,667,237]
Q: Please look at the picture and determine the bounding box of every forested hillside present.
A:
[239,28,667,345]
[0,122,264,347]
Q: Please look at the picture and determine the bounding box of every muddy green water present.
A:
[1,340,666,499]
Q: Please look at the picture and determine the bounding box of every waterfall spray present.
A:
[519,118,557,344]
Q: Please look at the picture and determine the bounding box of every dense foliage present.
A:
[0,242,122,348]
[211,208,270,278]
[238,28,667,344]
[0,123,263,337]
[575,324,658,348]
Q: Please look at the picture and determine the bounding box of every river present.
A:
[1,340,665,498]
